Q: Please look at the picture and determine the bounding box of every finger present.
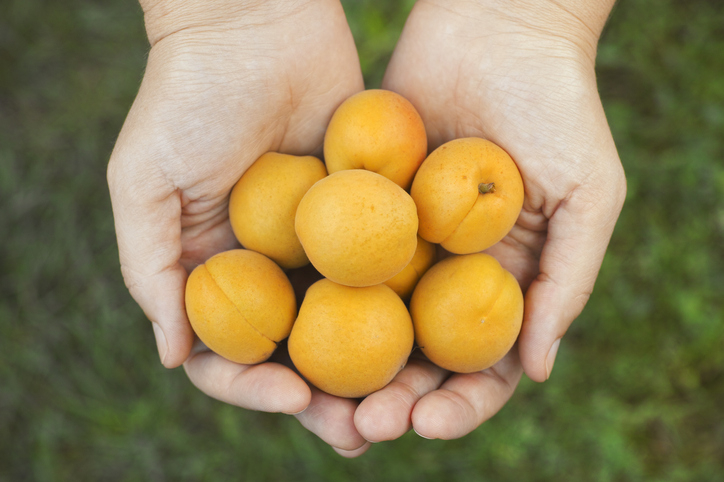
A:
[106,79,202,369]
[411,346,523,440]
[354,355,449,443]
[519,177,625,382]
[294,387,367,452]
[183,349,311,414]
[108,145,196,368]
[484,222,546,292]
[332,444,371,458]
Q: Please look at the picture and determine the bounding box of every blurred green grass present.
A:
[1,0,722,480]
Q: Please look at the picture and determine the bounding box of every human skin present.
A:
[353,0,626,443]
[107,0,372,456]
[108,0,626,458]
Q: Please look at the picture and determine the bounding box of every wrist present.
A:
[423,0,615,60]
[139,0,334,46]
[503,0,616,37]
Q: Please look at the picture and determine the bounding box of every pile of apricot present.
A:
[185,90,525,398]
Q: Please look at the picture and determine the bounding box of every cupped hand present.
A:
[108,0,373,454]
[352,0,626,442]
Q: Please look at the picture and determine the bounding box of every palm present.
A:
[350,0,625,443]
[114,5,363,268]
[111,0,625,456]
[108,0,366,450]
[384,1,613,286]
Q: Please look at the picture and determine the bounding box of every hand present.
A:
[107,0,370,453]
[351,0,626,442]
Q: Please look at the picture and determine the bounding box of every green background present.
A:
[2,0,723,480]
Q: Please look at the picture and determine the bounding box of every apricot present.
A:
[228,152,327,269]
[288,279,414,398]
[324,89,427,190]
[410,138,524,254]
[295,169,418,287]
[409,253,523,373]
[185,249,297,364]
[383,235,436,301]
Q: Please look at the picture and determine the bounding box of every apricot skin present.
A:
[324,89,428,190]
[410,253,523,373]
[383,235,436,301]
[288,279,414,398]
[410,138,524,254]
[185,249,297,365]
[228,152,327,269]
[295,169,418,287]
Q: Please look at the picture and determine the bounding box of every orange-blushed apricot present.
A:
[383,235,436,301]
[410,253,523,373]
[288,279,414,398]
[324,89,427,190]
[410,138,524,254]
[185,249,296,364]
[295,169,418,287]
[229,152,327,269]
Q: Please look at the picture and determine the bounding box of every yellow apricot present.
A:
[324,89,428,190]
[383,235,436,301]
[288,279,414,398]
[410,138,524,254]
[185,249,297,364]
[295,169,418,287]
[410,253,523,373]
[228,152,327,269]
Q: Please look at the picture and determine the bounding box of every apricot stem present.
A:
[478,182,495,195]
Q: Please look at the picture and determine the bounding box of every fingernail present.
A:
[152,322,168,365]
[332,443,370,458]
[285,407,307,416]
[413,428,434,440]
[545,339,561,380]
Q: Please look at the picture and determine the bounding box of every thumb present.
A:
[519,175,626,382]
[107,126,194,369]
